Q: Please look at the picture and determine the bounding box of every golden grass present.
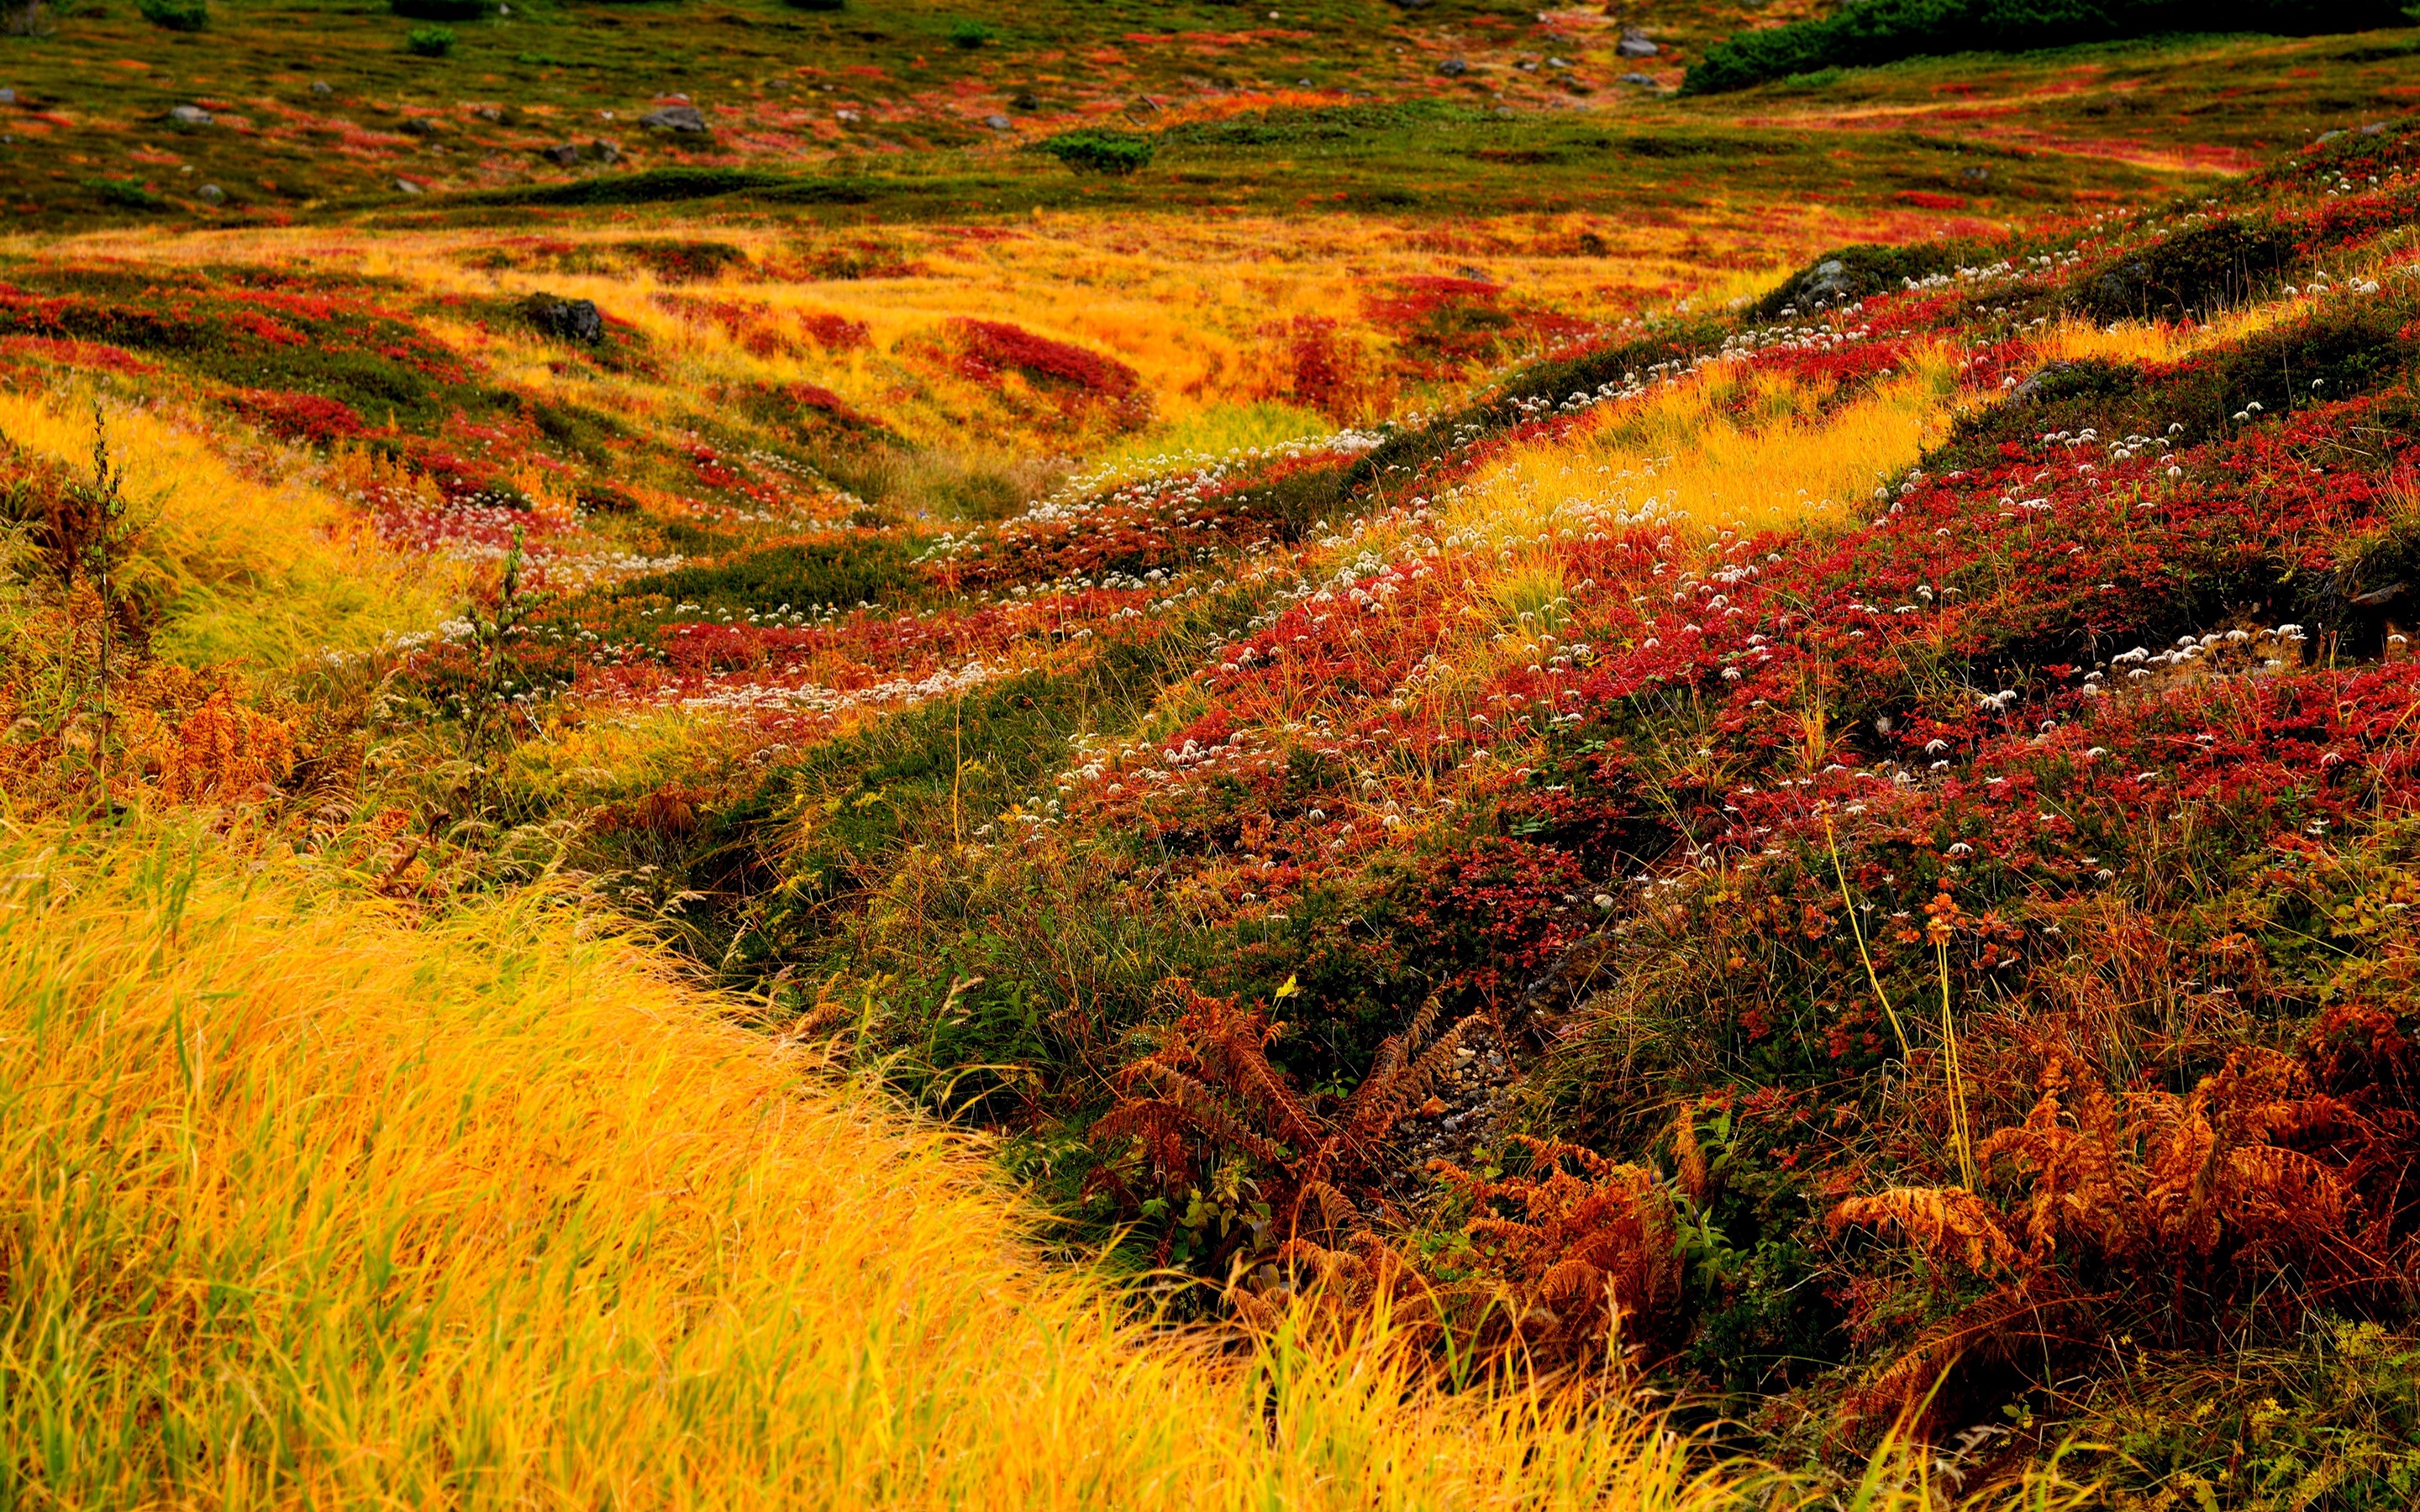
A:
[1446,341,1965,548]
[4,213,1834,459]
[0,810,1846,1509]
[0,388,457,670]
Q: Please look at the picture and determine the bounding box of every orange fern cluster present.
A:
[1828,1020,2420,1428]
[127,681,297,805]
[1439,1137,1687,1371]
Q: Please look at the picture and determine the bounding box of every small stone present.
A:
[1296,77,1313,87]
[168,105,213,127]
[311,81,331,97]
[1617,28,1659,58]
[402,118,444,137]
[197,183,225,204]
[1437,57,1469,76]
[592,139,620,163]
[1619,72,1656,86]
[475,106,502,123]
[639,103,708,133]
[982,113,1012,130]
[395,178,423,194]
[541,142,580,165]
[0,88,16,105]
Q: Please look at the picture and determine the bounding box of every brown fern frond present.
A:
[1843,1276,2078,1433]
[1674,1100,1708,1208]
[1828,1188,2025,1277]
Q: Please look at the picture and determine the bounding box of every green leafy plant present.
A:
[947,18,989,47]
[137,0,208,29]
[1038,129,1155,176]
[82,178,169,213]
[405,24,455,55]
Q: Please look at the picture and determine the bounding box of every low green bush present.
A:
[84,177,170,211]
[1750,239,1989,318]
[390,0,495,18]
[1683,0,2413,95]
[1037,129,1155,176]
[137,0,208,29]
[405,24,455,55]
[947,18,989,46]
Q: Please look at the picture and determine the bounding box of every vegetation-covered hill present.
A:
[8,0,2420,1503]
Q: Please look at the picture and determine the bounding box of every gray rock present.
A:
[639,103,708,133]
[0,88,15,105]
[402,118,444,137]
[395,178,423,195]
[523,293,603,344]
[982,113,1012,129]
[197,183,225,205]
[1795,258,1854,307]
[543,139,622,166]
[1617,28,1658,58]
[1437,57,1468,76]
[310,81,332,97]
[474,106,502,123]
[168,105,213,127]
[1618,72,1656,86]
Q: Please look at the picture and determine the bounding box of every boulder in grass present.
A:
[640,104,708,133]
[168,104,213,126]
[523,293,603,345]
[1437,57,1469,76]
[1617,28,1658,58]
[197,183,225,204]
[983,113,1012,130]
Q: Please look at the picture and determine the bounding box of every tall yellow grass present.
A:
[0,389,455,670]
[1448,343,1965,547]
[0,811,1822,1509]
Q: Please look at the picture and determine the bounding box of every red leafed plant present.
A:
[950,318,1140,401]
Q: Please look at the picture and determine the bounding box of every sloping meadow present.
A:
[10,103,2420,1494]
[511,118,2420,1484]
